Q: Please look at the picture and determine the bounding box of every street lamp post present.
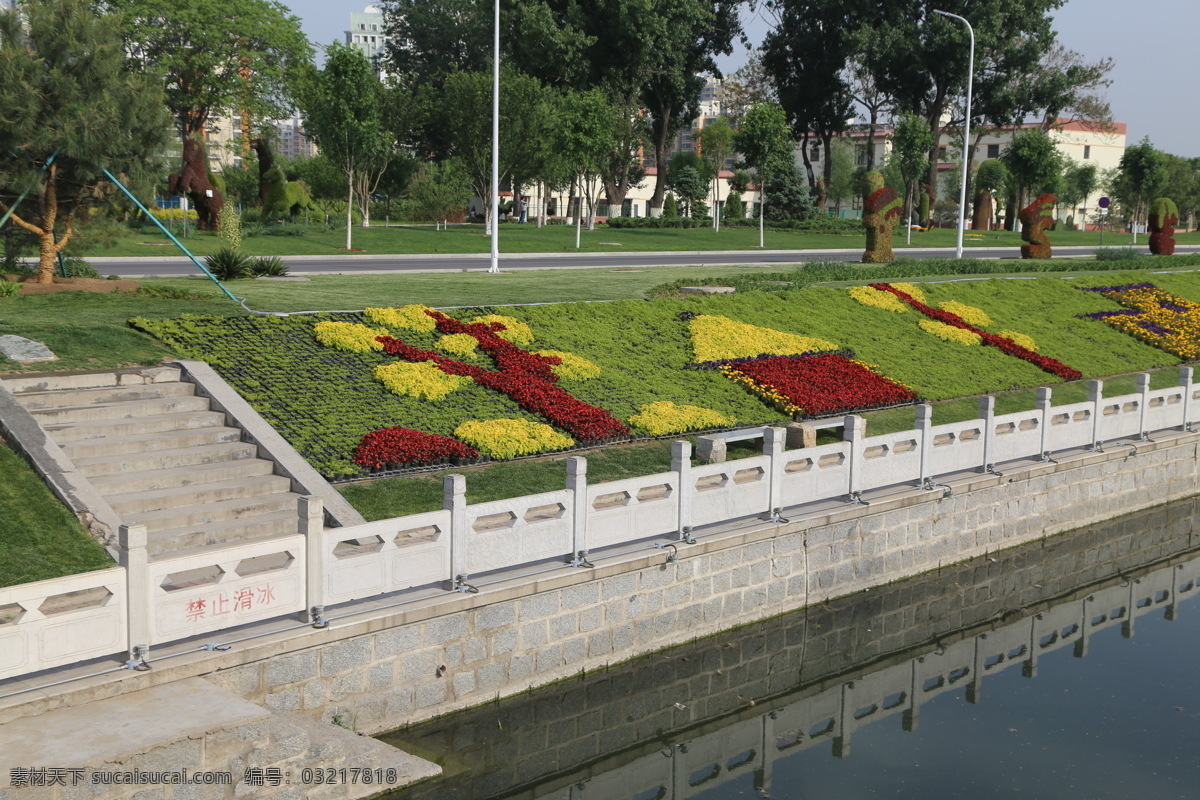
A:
[933,9,973,259]
[488,0,500,273]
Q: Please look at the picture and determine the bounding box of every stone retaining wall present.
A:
[200,432,1200,734]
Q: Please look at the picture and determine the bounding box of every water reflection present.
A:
[380,498,1200,800]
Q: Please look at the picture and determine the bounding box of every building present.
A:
[346,4,393,76]
[839,118,1127,225]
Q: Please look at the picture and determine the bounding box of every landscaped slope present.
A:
[133,270,1196,479]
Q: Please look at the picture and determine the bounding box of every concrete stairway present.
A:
[8,368,304,559]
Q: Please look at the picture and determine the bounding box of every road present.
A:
[85,244,1200,278]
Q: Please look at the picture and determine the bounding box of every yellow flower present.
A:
[535,350,601,380]
[364,304,438,332]
[918,319,981,346]
[689,314,838,362]
[998,330,1038,351]
[938,301,992,327]
[850,285,907,312]
[470,314,534,345]
[314,321,388,353]
[455,418,574,459]
[437,333,479,357]
[891,283,927,304]
[374,362,470,400]
[628,401,735,435]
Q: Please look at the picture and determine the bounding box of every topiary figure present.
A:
[167,137,224,231]
[861,170,902,263]
[1019,193,1055,259]
[1149,197,1179,255]
[262,166,321,222]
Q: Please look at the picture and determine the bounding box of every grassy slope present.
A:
[0,445,113,587]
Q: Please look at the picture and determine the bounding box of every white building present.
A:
[346,4,393,76]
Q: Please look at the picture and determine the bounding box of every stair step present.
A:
[13,381,197,410]
[28,395,213,424]
[108,475,294,516]
[73,442,259,478]
[43,411,227,442]
[2,368,182,394]
[60,427,245,460]
[128,493,301,533]
[145,511,301,558]
[90,459,275,496]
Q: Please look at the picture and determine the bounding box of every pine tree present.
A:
[0,0,172,283]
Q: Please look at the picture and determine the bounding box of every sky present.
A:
[283,0,1200,158]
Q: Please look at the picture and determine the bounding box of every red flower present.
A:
[353,428,478,469]
[374,310,630,444]
[730,354,916,416]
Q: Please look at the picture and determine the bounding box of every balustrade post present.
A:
[915,404,933,487]
[764,427,786,520]
[1036,387,1052,460]
[1088,380,1104,450]
[672,440,694,542]
[1135,372,1151,439]
[566,457,589,563]
[844,415,866,500]
[444,474,468,590]
[979,395,996,473]
[299,496,325,624]
[1181,367,1195,431]
[117,524,150,664]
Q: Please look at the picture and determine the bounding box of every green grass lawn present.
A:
[71,220,1200,259]
[0,444,113,587]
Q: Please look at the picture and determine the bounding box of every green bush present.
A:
[205,248,251,281]
[249,255,289,277]
[0,278,19,299]
[605,216,706,229]
[662,193,679,218]
[1095,247,1144,261]
[59,257,101,279]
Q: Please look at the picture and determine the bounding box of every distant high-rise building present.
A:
[346,4,392,75]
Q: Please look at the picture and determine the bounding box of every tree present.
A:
[761,0,865,209]
[825,139,858,212]
[697,117,735,230]
[112,0,311,218]
[1114,137,1167,244]
[0,0,172,284]
[1001,130,1063,219]
[722,54,775,126]
[641,0,741,215]
[847,57,891,170]
[403,160,472,222]
[861,1,1066,214]
[433,67,549,234]
[972,159,1008,230]
[764,163,817,222]
[1161,154,1200,232]
[670,164,710,218]
[554,88,618,244]
[1057,161,1098,223]
[299,44,395,249]
[890,113,933,243]
[734,101,793,247]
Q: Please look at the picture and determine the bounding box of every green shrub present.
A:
[723,192,745,221]
[249,255,289,277]
[662,193,679,218]
[205,248,251,280]
[1095,247,1144,261]
[59,257,101,279]
[0,279,19,299]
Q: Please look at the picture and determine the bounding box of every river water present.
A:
[378,498,1200,800]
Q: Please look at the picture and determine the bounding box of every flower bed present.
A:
[628,401,735,435]
[722,353,917,417]
[871,283,1081,380]
[353,428,479,469]
[1077,283,1200,359]
[455,418,574,459]
[688,314,838,362]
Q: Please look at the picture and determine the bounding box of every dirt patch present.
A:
[2,274,141,295]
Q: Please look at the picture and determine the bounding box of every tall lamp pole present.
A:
[488,0,500,273]
[933,9,973,259]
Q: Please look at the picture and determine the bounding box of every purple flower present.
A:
[1076,282,1156,294]
[1077,310,1140,320]
[1158,301,1189,313]
[1137,321,1175,335]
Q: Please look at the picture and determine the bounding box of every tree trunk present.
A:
[648,106,674,215]
[799,133,816,191]
[820,132,834,212]
[866,108,878,170]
